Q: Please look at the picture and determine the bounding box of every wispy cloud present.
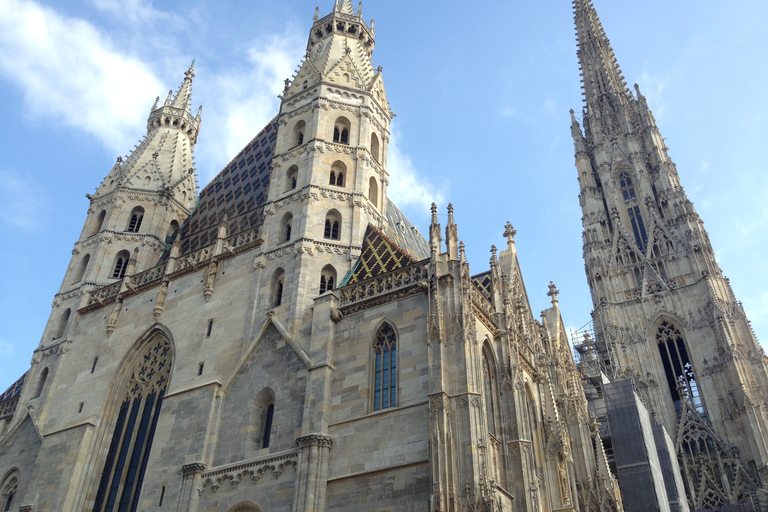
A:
[386,126,446,213]
[0,0,164,154]
[0,338,13,357]
[195,30,305,178]
[0,170,46,230]
[91,0,168,23]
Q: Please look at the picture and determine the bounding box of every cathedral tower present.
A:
[571,0,768,506]
[42,65,200,344]
[261,0,391,336]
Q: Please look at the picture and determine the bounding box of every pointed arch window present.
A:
[482,351,498,436]
[373,324,397,411]
[656,319,705,419]
[619,173,636,201]
[324,211,341,241]
[0,471,18,512]
[127,207,144,233]
[333,117,350,145]
[112,251,131,279]
[319,265,337,295]
[262,404,274,448]
[272,269,285,307]
[92,337,171,512]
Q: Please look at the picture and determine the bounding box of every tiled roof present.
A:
[472,271,493,300]
[344,225,421,285]
[176,118,278,255]
[0,372,27,403]
[382,199,430,260]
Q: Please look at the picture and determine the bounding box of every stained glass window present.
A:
[93,337,171,512]
[373,324,397,411]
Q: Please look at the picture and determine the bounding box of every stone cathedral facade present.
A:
[0,2,765,512]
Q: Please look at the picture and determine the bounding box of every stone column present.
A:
[295,435,334,512]
[177,462,206,512]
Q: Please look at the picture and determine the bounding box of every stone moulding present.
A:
[337,261,429,315]
[198,450,299,495]
[79,227,263,314]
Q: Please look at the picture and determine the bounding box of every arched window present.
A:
[280,213,293,243]
[619,173,636,201]
[286,165,299,192]
[319,265,337,295]
[293,121,306,147]
[368,177,379,208]
[373,323,397,411]
[92,210,107,236]
[656,319,705,419]
[166,220,180,240]
[329,161,346,187]
[92,336,172,512]
[54,309,71,339]
[252,388,275,450]
[0,471,18,512]
[482,349,498,436]
[112,250,131,279]
[73,254,90,284]
[262,404,274,448]
[272,269,285,307]
[333,117,350,145]
[126,207,144,233]
[370,132,380,163]
[324,211,341,240]
[34,367,48,398]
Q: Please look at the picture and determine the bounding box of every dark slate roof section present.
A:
[472,271,493,300]
[177,118,278,255]
[383,199,430,261]
[345,225,420,285]
[0,372,27,403]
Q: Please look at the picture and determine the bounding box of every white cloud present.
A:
[0,0,164,154]
[0,170,46,230]
[195,30,305,178]
[385,127,446,212]
[0,338,13,357]
[91,0,165,23]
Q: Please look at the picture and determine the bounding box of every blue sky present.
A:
[0,0,767,392]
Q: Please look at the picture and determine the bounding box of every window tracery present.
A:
[93,337,171,512]
[373,324,397,411]
[656,319,704,419]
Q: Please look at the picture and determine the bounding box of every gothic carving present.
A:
[198,453,299,495]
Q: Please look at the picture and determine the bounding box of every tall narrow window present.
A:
[262,403,274,448]
[281,212,293,243]
[370,133,380,163]
[275,282,283,306]
[373,324,397,411]
[619,173,636,201]
[93,210,107,236]
[113,251,131,279]
[656,319,705,419]
[368,177,379,208]
[73,254,90,284]
[92,336,171,512]
[627,206,648,252]
[127,207,144,233]
[55,308,71,339]
[293,120,306,147]
[34,367,48,399]
[482,352,497,435]
[286,166,299,192]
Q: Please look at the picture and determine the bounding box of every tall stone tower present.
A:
[570,0,768,507]
[261,0,391,336]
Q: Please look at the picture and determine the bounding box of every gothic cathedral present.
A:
[0,1,765,512]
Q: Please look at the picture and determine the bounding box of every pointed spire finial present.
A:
[459,241,466,263]
[431,203,438,225]
[152,96,160,111]
[547,281,560,304]
[164,90,173,106]
[490,245,498,266]
[358,1,363,18]
[314,6,319,21]
[447,203,454,225]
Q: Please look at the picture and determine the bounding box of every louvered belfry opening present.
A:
[93,337,171,512]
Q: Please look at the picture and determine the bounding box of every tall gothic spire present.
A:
[171,61,196,111]
[573,0,631,113]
